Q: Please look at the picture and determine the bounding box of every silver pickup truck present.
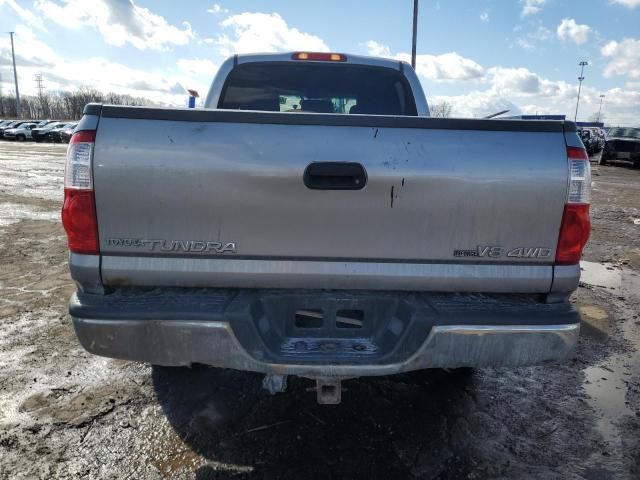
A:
[64,52,591,403]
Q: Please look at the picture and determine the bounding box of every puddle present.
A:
[18,385,134,426]
[579,261,640,450]
[583,357,635,448]
[580,261,622,292]
[577,304,610,338]
[0,202,58,227]
[578,305,608,321]
[0,143,66,201]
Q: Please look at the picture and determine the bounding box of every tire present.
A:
[16,134,25,141]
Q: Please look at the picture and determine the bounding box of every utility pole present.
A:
[411,0,418,69]
[0,72,4,117]
[574,60,588,122]
[597,94,605,123]
[9,32,21,118]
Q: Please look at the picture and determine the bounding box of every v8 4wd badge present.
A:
[453,246,552,259]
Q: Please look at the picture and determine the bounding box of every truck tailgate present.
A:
[91,108,570,292]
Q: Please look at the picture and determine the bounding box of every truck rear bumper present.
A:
[70,288,580,377]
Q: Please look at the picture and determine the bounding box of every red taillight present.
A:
[555,145,591,265]
[556,204,590,265]
[70,130,96,144]
[292,52,347,62]
[62,129,99,255]
[566,146,589,161]
[62,189,99,254]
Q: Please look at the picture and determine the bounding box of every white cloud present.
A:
[0,24,59,69]
[175,59,218,97]
[430,92,521,118]
[408,52,485,82]
[610,0,640,7]
[0,0,46,30]
[409,55,631,123]
[593,87,640,125]
[0,25,206,105]
[177,58,217,76]
[557,18,592,45]
[517,38,536,50]
[2,6,636,125]
[364,42,484,82]
[516,26,552,51]
[51,57,182,94]
[480,10,489,22]
[430,77,640,126]
[601,38,640,78]
[533,26,553,41]
[212,12,329,56]
[489,67,542,94]
[364,40,390,57]
[207,3,228,14]
[521,0,546,16]
[34,0,194,50]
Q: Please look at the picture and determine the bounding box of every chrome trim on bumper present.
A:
[72,318,579,377]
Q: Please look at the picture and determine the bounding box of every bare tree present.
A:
[1,89,157,120]
[587,112,605,123]
[430,100,453,118]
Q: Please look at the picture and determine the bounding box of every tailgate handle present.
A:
[303,162,367,190]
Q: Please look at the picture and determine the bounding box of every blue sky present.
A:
[0,0,639,124]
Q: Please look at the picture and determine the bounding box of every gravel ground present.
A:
[0,141,639,479]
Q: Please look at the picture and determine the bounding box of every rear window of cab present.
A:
[218,62,418,116]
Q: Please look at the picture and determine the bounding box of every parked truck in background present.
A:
[601,127,640,167]
[64,52,591,404]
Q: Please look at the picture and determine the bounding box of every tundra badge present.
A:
[107,238,237,254]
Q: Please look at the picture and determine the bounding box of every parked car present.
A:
[3,122,39,141]
[594,128,606,152]
[578,127,605,155]
[0,120,31,139]
[31,121,65,142]
[40,120,59,129]
[600,127,640,167]
[578,128,595,154]
[59,123,78,143]
[45,123,74,143]
[65,52,590,404]
[587,127,605,153]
